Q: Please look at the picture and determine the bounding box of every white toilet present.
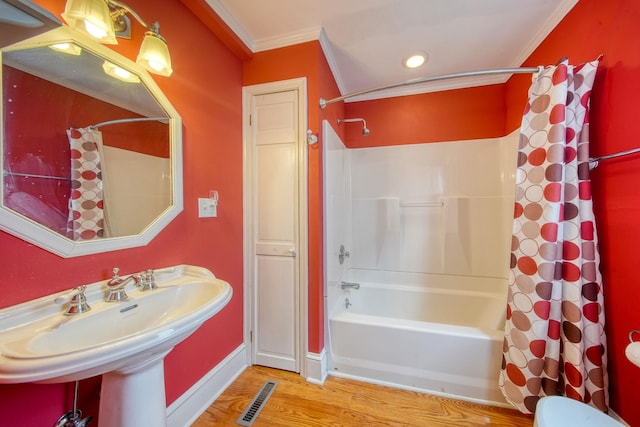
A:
[533,396,624,427]
[534,340,638,426]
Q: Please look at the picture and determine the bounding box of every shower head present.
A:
[338,118,370,137]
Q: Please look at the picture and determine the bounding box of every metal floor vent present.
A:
[236,380,278,426]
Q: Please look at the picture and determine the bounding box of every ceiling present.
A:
[208,0,578,102]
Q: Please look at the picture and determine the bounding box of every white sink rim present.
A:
[0,265,232,384]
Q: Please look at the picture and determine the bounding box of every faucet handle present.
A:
[70,285,87,302]
[107,267,123,288]
[142,269,158,291]
[338,245,350,265]
[65,286,91,316]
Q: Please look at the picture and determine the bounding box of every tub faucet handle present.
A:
[338,245,350,265]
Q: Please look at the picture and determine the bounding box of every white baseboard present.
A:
[167,344,248,427]
[305,349,328,385]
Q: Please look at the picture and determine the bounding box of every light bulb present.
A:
[403,52,429,69]
[84,20,108,39]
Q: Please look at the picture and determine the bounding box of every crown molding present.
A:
[201,0,255,51]
[318,28,347,95]
[509,0,579,68]
[253,26,322,52]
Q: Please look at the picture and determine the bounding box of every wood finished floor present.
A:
[191,366,534,426]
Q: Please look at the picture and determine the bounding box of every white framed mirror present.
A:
[0,26,183,257]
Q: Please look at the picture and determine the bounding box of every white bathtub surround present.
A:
[102,146,171,236]
[375,197,402,265]
[348,135,518,277]
[323,120,520,405]
[322,120,352,315]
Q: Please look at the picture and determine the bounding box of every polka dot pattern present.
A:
[65,127,104,240]
[498,59,609,415]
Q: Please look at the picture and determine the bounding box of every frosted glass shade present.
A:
[137,32,173,76]
[62,0,117,44]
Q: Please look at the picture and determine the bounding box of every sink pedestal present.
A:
[99,354,169,427]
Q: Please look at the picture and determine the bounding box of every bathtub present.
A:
[328,269,509,406]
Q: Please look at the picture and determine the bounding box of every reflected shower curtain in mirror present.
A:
[499,58,608,414]
[65,127,112,240]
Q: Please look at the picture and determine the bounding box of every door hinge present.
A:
[249,114,252,126]
[250,330,253,342]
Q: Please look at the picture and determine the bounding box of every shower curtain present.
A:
[499,58,608,414]
[66,127,111,240]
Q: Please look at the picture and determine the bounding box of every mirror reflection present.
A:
[2,35,173,241]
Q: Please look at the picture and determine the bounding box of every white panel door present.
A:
[250,90,300,371]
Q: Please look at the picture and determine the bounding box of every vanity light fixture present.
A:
[102,60,140,83]
[136,23,173,76]
[62,0,173,76]
[62,0,117,44]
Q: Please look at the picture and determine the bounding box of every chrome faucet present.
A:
[106,268,158,301]
[139,269,158,292]
[338,245,350,265]
[106,268,140,302]
[64,286,91,316]
[340,281,360,290]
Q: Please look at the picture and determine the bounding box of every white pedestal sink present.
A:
[0,265,232,427]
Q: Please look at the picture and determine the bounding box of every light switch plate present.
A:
[198,198,217,218]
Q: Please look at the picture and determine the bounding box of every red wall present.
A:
[343,84,507,147]
[4,66,169,157]
[0,0,244,425]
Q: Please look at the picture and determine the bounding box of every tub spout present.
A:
[341,281,360,290]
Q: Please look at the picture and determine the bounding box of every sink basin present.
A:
[0,265,231,384]
[0,265,232,427]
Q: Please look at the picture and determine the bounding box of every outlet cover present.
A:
[198,198,217,218]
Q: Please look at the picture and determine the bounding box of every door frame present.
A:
[242,77,309,377]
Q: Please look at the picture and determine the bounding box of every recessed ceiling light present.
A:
[403,52,428,69]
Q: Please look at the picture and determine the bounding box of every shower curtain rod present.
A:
[589,147,640,170]
[319,66,541,109]
[89,117,169,129]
